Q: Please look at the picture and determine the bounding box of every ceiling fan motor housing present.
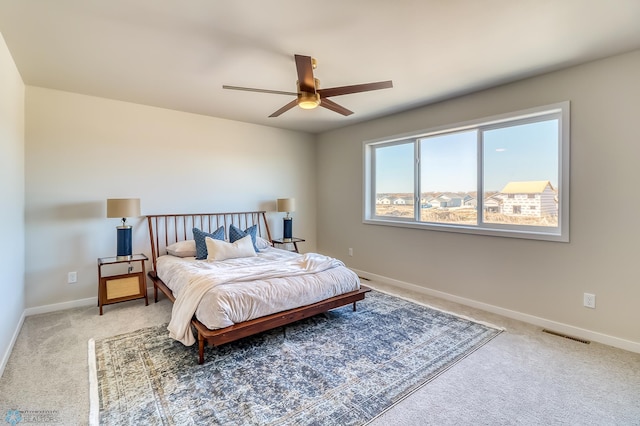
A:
[297,92,321,109]
[297,78,321,109]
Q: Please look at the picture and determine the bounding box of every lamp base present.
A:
[283,217,293,239]
[116,226,133,257]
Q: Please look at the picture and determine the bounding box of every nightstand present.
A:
[98,254,148,315]
[271,237,305,253]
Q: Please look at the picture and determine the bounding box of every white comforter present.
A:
[156,248,360,345]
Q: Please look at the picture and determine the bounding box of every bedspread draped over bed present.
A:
[157,248,360,345]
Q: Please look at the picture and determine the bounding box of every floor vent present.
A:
[542,329,591,344]
[358,276,371,281]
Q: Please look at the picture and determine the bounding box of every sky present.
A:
[375,119,559,194]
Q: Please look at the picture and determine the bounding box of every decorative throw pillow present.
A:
[255,236,271,250]
[166,240,197,257]
[205,235,256,261]
[193,226,225,260]
[229,224,259,251]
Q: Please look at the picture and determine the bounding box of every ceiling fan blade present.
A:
[294,54,316,93]
[269,99,299,117]
[318,80,393,98]
[319,98,354,116]
[223,85,297,96]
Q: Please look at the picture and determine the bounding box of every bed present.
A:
[146,211,370,364]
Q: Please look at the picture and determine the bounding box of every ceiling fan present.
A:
[223,54,393,117]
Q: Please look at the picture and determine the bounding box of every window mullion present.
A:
[477,129,484,227]
[415,140,420,221]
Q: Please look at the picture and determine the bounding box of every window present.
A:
[364,102,569,242]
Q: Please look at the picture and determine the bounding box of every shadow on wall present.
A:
[259,199,283,239]
[25,201,104,222]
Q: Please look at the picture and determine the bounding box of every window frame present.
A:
[363,102,570,242]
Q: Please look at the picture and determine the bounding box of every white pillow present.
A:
[166,240,197,257]
[255,236,271,250]
[205,235,257,261]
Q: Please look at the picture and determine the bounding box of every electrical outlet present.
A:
[348,248,353,257]
[68,271,77,284]
[583,293,596,309]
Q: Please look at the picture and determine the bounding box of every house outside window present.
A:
[363,102,570,242]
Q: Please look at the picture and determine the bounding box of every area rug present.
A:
[88,290,502,425]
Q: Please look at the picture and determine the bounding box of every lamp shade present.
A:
[107,198,141,219]
[276,198,295,213]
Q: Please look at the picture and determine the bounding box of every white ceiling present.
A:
[1,0,640,134]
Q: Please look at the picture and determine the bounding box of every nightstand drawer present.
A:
[104,274,144,300]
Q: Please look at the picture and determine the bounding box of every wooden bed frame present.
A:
[146,211,370,364]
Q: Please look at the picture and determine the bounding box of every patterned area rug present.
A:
[89,290,502,425]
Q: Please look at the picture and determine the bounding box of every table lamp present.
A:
[276,198,295,239]
[107,198,141,258]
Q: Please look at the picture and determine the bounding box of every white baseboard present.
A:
[354,268,640,354]
[24,296,98,317]
[23,284,156,317]
[0,310,25,379]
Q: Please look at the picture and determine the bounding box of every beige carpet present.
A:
[1,280,639,425]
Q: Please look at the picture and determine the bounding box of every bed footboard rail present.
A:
[193,285,372,364]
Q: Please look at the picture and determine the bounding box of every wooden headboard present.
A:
[146,211,271,273]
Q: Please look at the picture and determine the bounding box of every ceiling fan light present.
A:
[297,91,320,110]
[298,99,320,109]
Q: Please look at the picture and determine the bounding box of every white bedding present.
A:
[156,247,360,345]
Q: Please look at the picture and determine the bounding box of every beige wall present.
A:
[0,32,25,374]
[317,50,640,347]
[24,87,316,308]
